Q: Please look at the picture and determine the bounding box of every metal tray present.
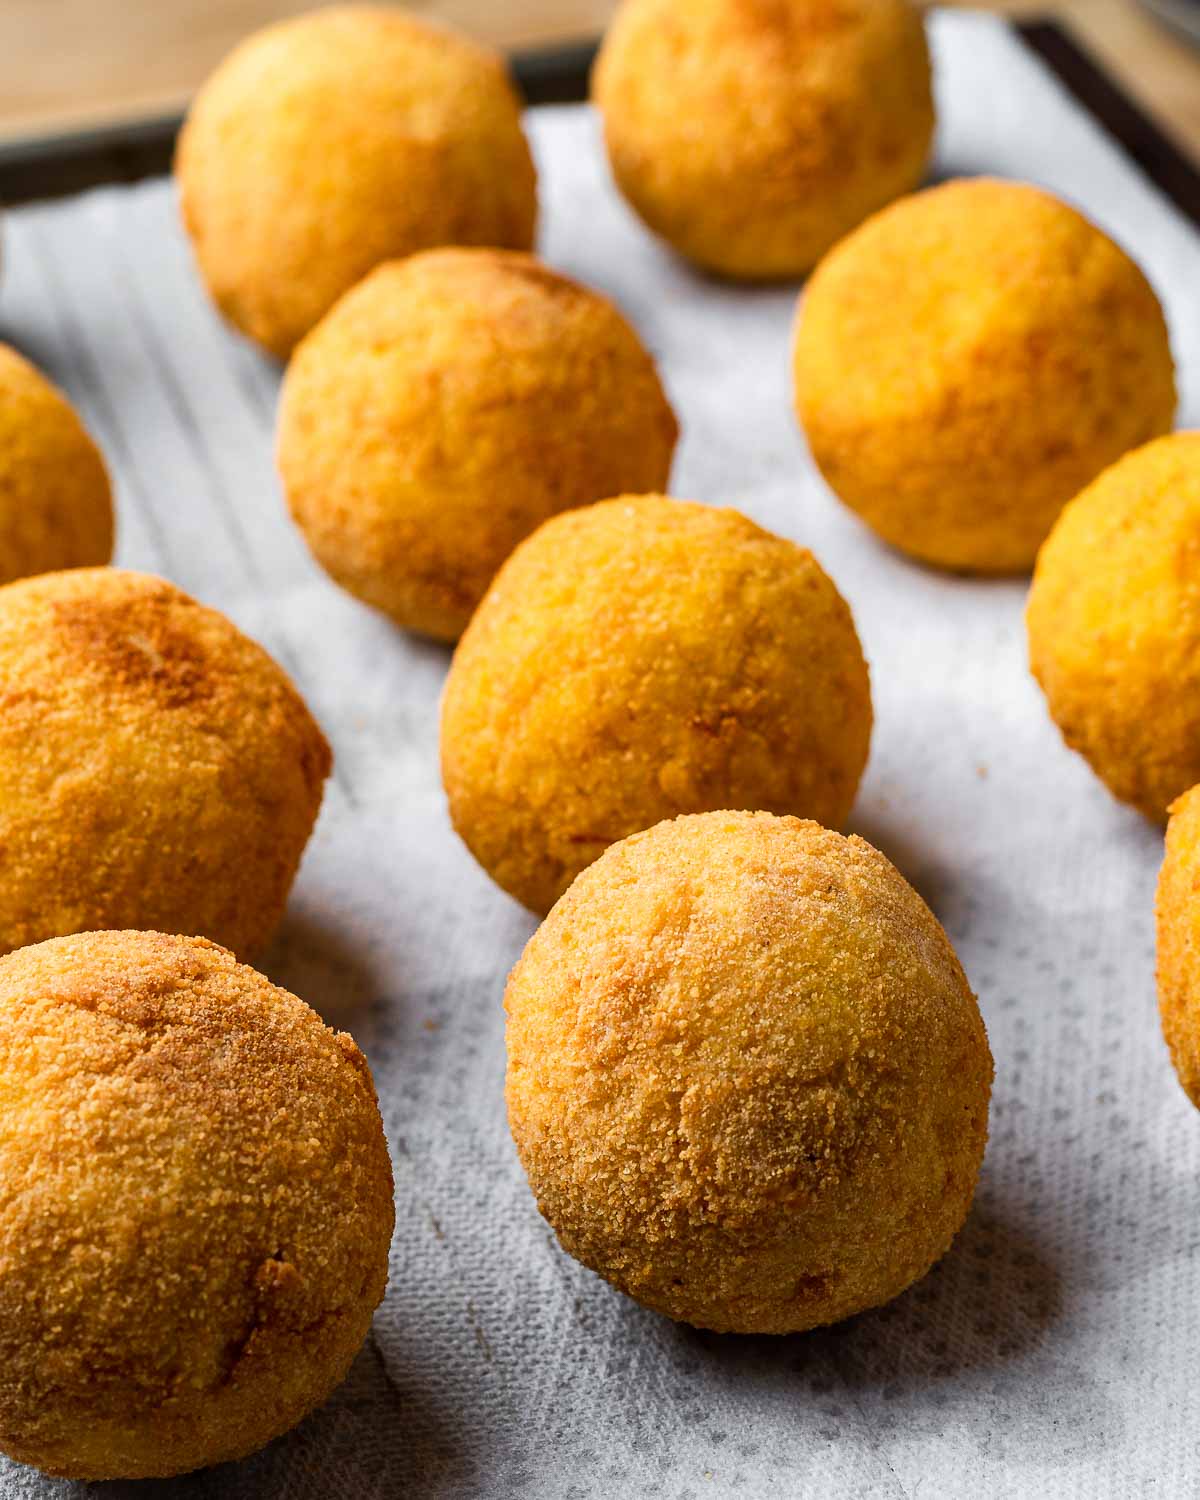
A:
[0,23,1196,227]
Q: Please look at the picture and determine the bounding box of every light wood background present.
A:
[2,1,1199,163]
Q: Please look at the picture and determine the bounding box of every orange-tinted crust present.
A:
[0,930,394,1479]
[0,568,330,956]
[593,0,933,278]
[1157,786,1200,1107]
[441,496,872,913]
[506,811,992,1333]
[1028,434,1200,820]
[796,178,1176,572]
[0,344,113,582]
[278,250,678,641]
[177,5,537,357]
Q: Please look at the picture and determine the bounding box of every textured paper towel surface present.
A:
[1,12,1198,1497]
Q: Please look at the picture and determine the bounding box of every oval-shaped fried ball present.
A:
[0,930,394,1479]
[593,0,933,278]
[0,344,113,582]
[795,178,1176,572]
[1028,433,1200,821]
[441,496,872,914]
[278,250,678,641]
[1157,785,1200,1108]
[0,568,330,956]
[176,5,537,357]
[506,811,992,1333]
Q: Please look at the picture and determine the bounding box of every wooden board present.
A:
[1,2,1199,167]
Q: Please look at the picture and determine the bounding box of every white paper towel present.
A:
[0,11,1198,1497]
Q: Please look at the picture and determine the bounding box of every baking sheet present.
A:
[1,10,1199,1497]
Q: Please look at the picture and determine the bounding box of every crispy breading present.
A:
[0,930,394,1479]
[592,0,933,279]
[505,811,992,1333]
[277,250,678,641]
[795,178,1176,572]
[0,344,112,583]
[440,495,872,914]
[1158,786,1200,1107]
[176,6,537,358]
[0,568,330,956]
[1028,433,1200,821]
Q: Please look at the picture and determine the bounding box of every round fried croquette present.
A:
[0,344,113,583]
[794,178,1176,572]
[505,811,992,1334]
[277,249,678,641]
[1157,786,1200,1108]
[440,495,872,915]
[0,930,394,1479]
[592,0,934,280]
[176,5,537,358]
[1027,433,1200,822]
[0,568,330,956]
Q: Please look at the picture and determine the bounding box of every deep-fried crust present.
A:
[441,496,872,913]
[0,567,330,956]
[506,811,992,1333]
[177,5,537,358]
[278,249,678,641]
[1157,786,1200,1106]
[593,0,933,278]
[1028,433,1200,820]
[0,344,113,584]
[0,930,394,1479]
[796,179,1176,573]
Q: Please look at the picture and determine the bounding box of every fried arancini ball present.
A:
[278,250,678,641]
[176,6,537,359]
[506,811,992,1333]
[0,344,113,582]
[795,178,1176,572]
[1027,435,1200,821]
[0,930,394,1479]
[0,568,330,956]
[441,495,872,915]
[592,0,934,280]
[1157,786,1200,1108]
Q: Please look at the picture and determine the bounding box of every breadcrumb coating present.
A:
[506,811,992,1333]
[1158,786,1200,1108]
[795,178,1176,572]
[0,344,112,583]
[177,5,537,357]
[0,568,330,956]
[278,249,678,641]
[0,930,394,1479]
[593,0,933,279]
[440,496,872,914]
[1027,433,1200,821]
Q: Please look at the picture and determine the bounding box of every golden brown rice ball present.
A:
[1157,786,1200,1108]
[0,344,113,582]
[441,496,872,914]
[592,0,934,279]
[1027,433,1200,822]
[0,567,330,956]
[278,249,678,641]
[506,811,992,1333]
[795,178,1176,572]
[176,5,537,358]
[0,929,394,1479]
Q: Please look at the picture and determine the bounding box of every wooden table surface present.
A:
[2,0,1199,165]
